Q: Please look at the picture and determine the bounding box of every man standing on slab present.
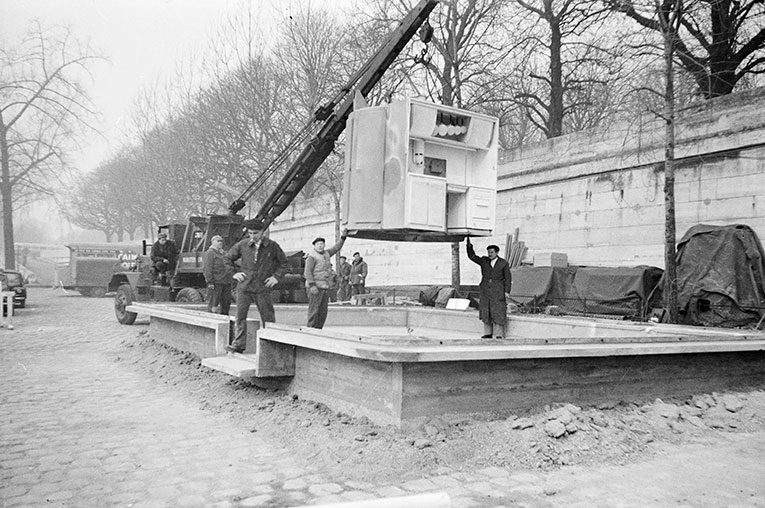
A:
[225,219,287,353]
[337,255,352,302]
[466,237,512,339]
[203,235,233,316]
[350,252,368,296]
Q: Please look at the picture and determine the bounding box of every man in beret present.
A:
[466,237,512,339]
[304,230,347,328]
[224,219,287,353]
[150,232,178,286]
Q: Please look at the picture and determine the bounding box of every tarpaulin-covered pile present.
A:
[509,265,663,319]
[674,224,765,328]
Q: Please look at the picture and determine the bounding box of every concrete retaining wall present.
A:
[269,87,765,282]
[498,87,765,267]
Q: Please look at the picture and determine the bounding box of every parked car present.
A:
[1,270,27,308]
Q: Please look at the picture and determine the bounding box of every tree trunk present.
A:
[662,2,679,323]
[333,191,342,272]
[451,242,461,289]
[0,119,16,270]
[547,6,564,138]
[438,65,462,290]
[703,0,736,98]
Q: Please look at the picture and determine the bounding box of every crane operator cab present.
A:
[342,97,499,242]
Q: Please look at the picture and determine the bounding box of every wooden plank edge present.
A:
[260,328,765,362]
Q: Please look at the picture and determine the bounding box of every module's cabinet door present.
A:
[342,109,386,229]
[466,186,494,231]
[405,174,446,232]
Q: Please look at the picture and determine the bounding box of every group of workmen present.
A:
[150,219,369,354]
[151,218,512,354]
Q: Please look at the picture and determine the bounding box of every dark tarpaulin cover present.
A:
[674,224,765,328]
[509,265,663,319]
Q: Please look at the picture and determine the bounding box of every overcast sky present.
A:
[1,0,351,173]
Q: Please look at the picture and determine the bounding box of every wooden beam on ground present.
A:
[288,492,451,508]
[201,354,260,378]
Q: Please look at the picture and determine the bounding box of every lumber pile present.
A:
[504,228,527,268]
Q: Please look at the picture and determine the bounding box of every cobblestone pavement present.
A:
[2,289,765,508]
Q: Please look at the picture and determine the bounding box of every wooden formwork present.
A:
[129,302,765,428]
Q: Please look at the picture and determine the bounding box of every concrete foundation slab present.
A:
[128,302,765,428]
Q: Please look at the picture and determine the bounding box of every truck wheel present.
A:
[176,287,203,303]
[115,284,137,325]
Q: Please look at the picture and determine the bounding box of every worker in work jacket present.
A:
[304,231,347,329]
[466,237,512,339]
[349,252,368,296]
[337,256,352,301]
[150,233,178,285]
[224,220,287,353]
[203,235,234,316]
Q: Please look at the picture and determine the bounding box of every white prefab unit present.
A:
[342,98,499,241]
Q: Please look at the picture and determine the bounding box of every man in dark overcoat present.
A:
[466,237,512,339]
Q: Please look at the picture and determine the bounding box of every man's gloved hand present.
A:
[264,276,278,288]
[308,285,319,295]
[233,272,246,283]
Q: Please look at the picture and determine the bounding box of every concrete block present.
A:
[533,252,568,267]
[1,292,15,329]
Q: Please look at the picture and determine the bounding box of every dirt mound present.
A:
[116,331,765,483]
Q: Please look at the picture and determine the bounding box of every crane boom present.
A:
[228,0,439,227]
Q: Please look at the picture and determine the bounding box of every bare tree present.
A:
[0,22,100,267]
[658,0,683,323]
[62,147,150,241]
[272,5,354,258]
[507,0,617,138]
[609,0,765,98]
[65,170,121,241]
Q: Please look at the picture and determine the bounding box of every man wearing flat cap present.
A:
[203,235,234,315]
[150,232,178,286]
[304,230,347,328]
[224,219,287,353]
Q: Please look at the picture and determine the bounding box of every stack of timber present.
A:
[504,228,527,268]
